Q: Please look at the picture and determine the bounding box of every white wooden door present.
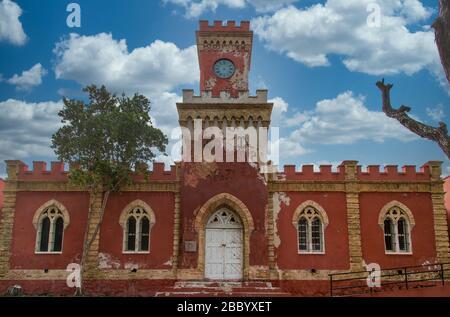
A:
[204,208,243,280]
[205,228,243,280]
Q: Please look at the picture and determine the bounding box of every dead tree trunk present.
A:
[433,0,450,83]
[376,79,450,159]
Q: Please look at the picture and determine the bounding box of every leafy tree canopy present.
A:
[52,85,168,192]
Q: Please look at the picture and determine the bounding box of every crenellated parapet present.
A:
[5,161,177,182]
[177,90,273,132]
[277,161,441,182]
[280,165,345,181]
[357,164,432,181]
[181,89,268,104]
[199,20,250,32]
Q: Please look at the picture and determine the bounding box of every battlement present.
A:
[280,165,345,181]
[181,89,268,104]
[5,161,177,182]
[279,161,441,181]
[357,164,432,181]
[199,20,250,32]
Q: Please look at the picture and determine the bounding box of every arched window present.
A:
[293,203,328,254]
[121,204,155,253]
[380,204,414,254]
[35,204,68,253]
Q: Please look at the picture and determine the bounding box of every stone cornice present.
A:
[268,180,441,193]
[4,180,179,193]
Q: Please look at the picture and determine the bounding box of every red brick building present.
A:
[0,21,449,296]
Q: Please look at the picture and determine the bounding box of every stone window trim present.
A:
[292,200,329,255]
[378,201,415,255]
[32,199,70,254]
[194,193,254,280]
[119,200,156,254]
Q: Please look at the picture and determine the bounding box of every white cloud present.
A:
[6,63,47,91]
[0,0,27,45]
[271,92,417,161]
[53,32,200,164]
[426,103,445,122]
[54,33,198,95]
[252,1,442,79]
[291,91,417,144]
[164,0,297,17]
[270,97,308,128]
[247,0,299,13]
[0,99,63,163]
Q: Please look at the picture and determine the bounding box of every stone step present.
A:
[157,280,289,297]
[174,280,275,289]
[155,290,290,297]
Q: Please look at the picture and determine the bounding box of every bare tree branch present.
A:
[376,79,450,159]
[433,0,450,83]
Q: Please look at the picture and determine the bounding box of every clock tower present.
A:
[177,20,273,164]
[197,20,252,97]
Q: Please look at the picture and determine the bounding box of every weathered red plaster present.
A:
[275,192,350,270]
[179,162,268,268]
[98,192,175,269]
[359,192,437,268]
[10,191,89,269]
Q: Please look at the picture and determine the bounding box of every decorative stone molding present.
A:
[267,193,275,274]
[291,200,329,229]
[194,193,254,232]
[118,199,156,229]
[268,181,434,193]
[431,192,450,264]
[177,105,273,127]
[343,161,364,272]
[194,193,254,279]
[13,181,178,192]
[32,199,71,230]
[377,200,416,229]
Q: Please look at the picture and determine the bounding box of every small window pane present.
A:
[53,217,64,252]
[298,218,308,251]
[384,219,394,251]
[127,217,136,251]
[311,217,322,252]
[398,218,409,252]
[140,217,150,251]
[39,217,51,252]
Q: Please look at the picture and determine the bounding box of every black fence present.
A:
[329,262,450,297]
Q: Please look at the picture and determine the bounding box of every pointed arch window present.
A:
[35,204,68,253]
[293,202,328,254]
[120,201,155,254]
[379,203,414,254]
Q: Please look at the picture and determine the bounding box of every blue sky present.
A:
[0,0,449,177]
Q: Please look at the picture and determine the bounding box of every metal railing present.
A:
[329,262,450,297]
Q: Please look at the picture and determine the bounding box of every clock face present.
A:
[213,59,235,79]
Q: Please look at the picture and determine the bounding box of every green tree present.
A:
[52,85,168,295]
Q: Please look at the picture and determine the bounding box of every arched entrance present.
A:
[205,208,243,280]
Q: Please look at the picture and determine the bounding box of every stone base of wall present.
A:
[1,279,450,297]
